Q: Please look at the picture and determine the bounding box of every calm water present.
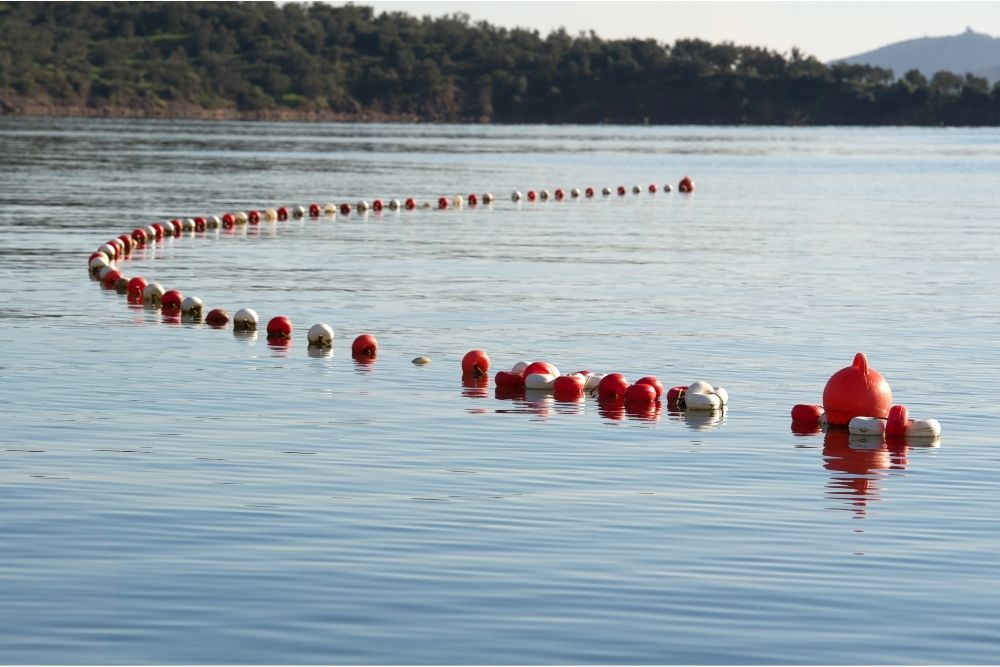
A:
[1,118,999,664]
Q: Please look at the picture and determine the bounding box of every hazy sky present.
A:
[329,1,1000,62]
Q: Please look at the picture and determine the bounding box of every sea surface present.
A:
[1,118,999,664]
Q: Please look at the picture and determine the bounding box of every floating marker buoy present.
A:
[292,205,305,219]
[405,198,416,210]
[307,322,334,347]
[523,361,559,378]
[438,197,449,210]
[323,203,336,215]
[207,216,221,229]
[886,404,908,436]
[483,192,494,203]
[452,195,463,208]
[648,184,657,193]
[247,210,260,224]
[422,202,432,209]
[309,203,320,217]
[663,184,673,193]
[222,213,235,228]
[388,199,401,210]
[412,356,431,365]
[236,212,249,225]
[101,269,123,290]
[277,207,288,221]
[205,308,230,327]
[127,276,148,302]
[143,282,165,307]
[822,353,891,426]
[849,416,886,436]
[632,185,641,194]
[181,218,195,232]
[194,217,206,231]
[181,296,203,317]
[98,265,118,281]
[602,186,612,195]
[145,224,159,241]
[527,190,537,201]
[461,349,490,378]
[678,175,695,193]
[468,193,478,206]
[586,187,595,197]
[666,385,688,403]
[372,199,383,212]
[553,374,585,400]
[131,228,148,246]
[597,373,629,400]
[495,370,525,389]
[684,380,729,410]
[571,188,581,198]
[233,308,258,331]
[791,404,825,427]
[907,418,941,439]
[89,254,110,272]
[634,376,664,399]
[554,188,564,200]
[539,189,550,200]
[117,235,133,254]
[266,316,292,340]
[340,203,352,215]
[98,242,117,260]
[161,289,183,311]
[524,372,557,390]
[511,361,529,374]
[624,382,657,405]
[114,277,129,294]
[358,201,370,212]
[352,333,377,358]
[511,191,522,202]
[617,186,626,196]
[265,209,278,221]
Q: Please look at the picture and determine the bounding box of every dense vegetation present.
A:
[2,1,999,124]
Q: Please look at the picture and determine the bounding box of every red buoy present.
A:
[461,349,490,378]
[372,199,383,212]
[585,187,594,198]
[205,308,230,328]
[495,370,525,389]
[117,235,132,254]
[352,333,378,358]
[523,361,558,377]
[340,203,352,215]
[266,316,293,340]
[666,385,688,403]
[405,198,416,210]
[617,185,626,196]
[886,404,909,436]
[194,217,206,231]
[791,404,824,426]
[101,269,122,290]
[161,289,183,310]
[553,374,585,400]
[527,190,537,201]
[597,373,629,400]
[822,352,892,426]
[467,193,478,206]
[634,376,664,399]
[151,223,165,240]
[648,184,657,193]
[554,188,565,200]
[131,228,148,246]
[438,197,448,210]
[624,382,657,405]
[277,207,288,221]
[678,175,695,193]
[309,203,320,217]
[248,210,260,224]
[222,213,235,227]
[127,276,148,302]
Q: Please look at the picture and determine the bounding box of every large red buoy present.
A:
[352,333,378,358]
[438,197,448,210]
[822,352,892,426]
[678,175,695,193]
[666,385,688,404]
[461,349,490,377]
[597,373,629,400]
[267,316,293,340]
[617,185,626,196]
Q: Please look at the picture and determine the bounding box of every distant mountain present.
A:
[834,28,1000,82]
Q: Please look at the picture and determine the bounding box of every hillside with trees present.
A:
[1,1,999,124]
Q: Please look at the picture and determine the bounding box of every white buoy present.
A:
[570,188,581,198]
[525,372,557,390]
[849,416,886,436]
[483,192,494,203]
[584,373,606,391]
[98,243,118,259]
[452,195,464,208]
[511,361,529,373]
[412,356,431,365]
[511,191,522,202]
[684,380,729,411]
[323,203,336,215]
[307,322,335,347]
[358,201,370,212]
[182,218,195,232]
[292,205,306,219]
[907,418,941,439]
[233,308,258,331]
[89,255,111,271]
[144,224,157,239]
[143,282,165,306]
[264,209,277,221]
[663,184,673,193]
[602,186,612,195]
[98,265,118,280]
[388,199,401,210]
[207,216,221,229]
[233,211,247,224]
[632,185,641,194]
[181,296,203,316]
[539,189,550,200]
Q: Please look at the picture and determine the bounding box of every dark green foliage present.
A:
[1,1,998,124]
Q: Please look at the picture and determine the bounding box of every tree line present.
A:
[1,1,998,124]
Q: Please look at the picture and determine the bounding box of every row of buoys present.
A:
[510,176,694,202]
[791,352,941,441]
[463,351,727,412]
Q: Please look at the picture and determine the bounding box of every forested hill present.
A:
[1,1,999,125]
